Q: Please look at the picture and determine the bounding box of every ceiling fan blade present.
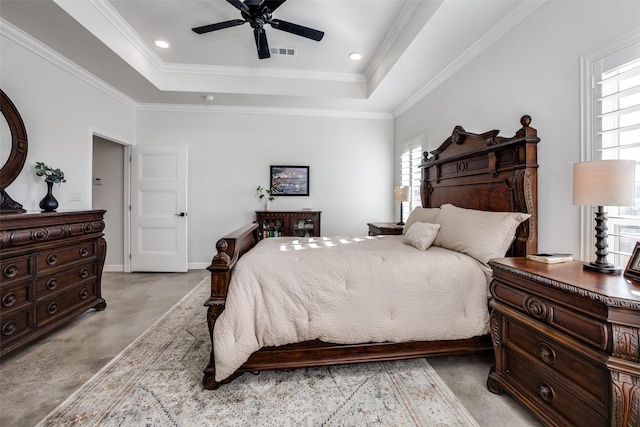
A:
[261,0,287,13]
[192,19,246,34]
[270,19,324,41]
[254,27,270,59]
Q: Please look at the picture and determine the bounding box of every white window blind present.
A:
[589,37,640,268]
[400,135,425,215]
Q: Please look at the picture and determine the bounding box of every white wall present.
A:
[394,1,640,258]
[136,110,393,267]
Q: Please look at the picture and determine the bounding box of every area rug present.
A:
[36,277,479,427]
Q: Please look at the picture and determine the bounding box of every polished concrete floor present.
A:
[0,270,541,427]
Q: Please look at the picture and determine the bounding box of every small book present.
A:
[526,253,574,264]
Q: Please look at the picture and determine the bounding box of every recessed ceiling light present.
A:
[348,52,362,61]
[154,39,170,49]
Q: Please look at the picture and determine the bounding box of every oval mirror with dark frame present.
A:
[1,89,28,213]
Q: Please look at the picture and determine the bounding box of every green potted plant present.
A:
[256,185,278,211]
[35,162,66,212]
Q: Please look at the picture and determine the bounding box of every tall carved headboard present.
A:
[420,115,539,257]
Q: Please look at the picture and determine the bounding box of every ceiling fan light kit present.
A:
[192,0,324,59]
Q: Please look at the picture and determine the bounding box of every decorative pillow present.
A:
[403,222,441,251]
[403,207,441,234]
[433,204,531,265]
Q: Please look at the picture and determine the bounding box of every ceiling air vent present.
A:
[270,47,296,56]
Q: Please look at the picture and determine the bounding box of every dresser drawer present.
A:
[1,307,33,343]
[36,243,96,273]
[492,279,609,350]
[36,261,96,298]
[0,255,34,284]
[504,317,608,404]
[1,280,32,310]
[505,350,607,427]
[36,283,97,327]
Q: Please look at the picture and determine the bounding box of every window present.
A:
[400,134,425,215]
[582,31,640,267]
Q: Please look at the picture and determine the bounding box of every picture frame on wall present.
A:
[624,241,640,281]
[270,165,309,196]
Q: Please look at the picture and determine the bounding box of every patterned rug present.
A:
[36,278,479,427]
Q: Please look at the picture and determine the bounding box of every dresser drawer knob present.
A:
[47,302,58,315]
[538,343,556,364]
[525,297,547,320]
[79,247,89,257]
[3,264,18,278]
[2,293,17,307]
[46,278,58,290]
[538,381,556,404]
[47,254,58,266]
[2,321,17,336]
[79,288,88,300]
[79,268,89,279]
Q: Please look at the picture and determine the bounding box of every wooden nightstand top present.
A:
[367,222,404,236]
[490,257,640,310]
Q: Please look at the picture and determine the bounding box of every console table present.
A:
[487,258,640,427]
[0,210,107,356]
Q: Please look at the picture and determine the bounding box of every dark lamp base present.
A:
[583,262,622,274]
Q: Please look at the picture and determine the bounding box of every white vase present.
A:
[265,201,271,211]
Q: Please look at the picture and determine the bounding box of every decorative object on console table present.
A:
[367,222,403,236]
[525,253,573,264]
[573,159,635,273]
[256,210,321,238]
[487,257,640,427]
[270,166,309,196]
[255,185,277,211]
[624,241,640,281]
[393,185,410,225]
[35,162,66,212]
[0,210,107,356]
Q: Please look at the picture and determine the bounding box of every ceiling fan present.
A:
[192,0,324,59]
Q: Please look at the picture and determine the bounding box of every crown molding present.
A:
[0,18,138,110]
[392,0,547,118]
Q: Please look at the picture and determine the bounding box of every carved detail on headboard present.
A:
[420,115,539,256]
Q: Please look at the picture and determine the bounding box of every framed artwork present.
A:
[624,241,640,281]
[270,165,309,196]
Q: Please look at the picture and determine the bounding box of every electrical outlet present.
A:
[71,191,81,201]
[94,177,103,185]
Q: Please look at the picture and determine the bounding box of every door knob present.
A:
[175,212,187,217]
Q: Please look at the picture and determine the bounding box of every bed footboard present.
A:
[203,222,260,389]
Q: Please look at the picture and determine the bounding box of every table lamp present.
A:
[394,186,410,225]
[573,159,635,273]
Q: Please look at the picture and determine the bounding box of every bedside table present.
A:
[487,258,640,427]
[367,222,403,236]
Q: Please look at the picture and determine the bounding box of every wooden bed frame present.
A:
[203,115,540,389]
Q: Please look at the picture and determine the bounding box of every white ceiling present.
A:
[0,0,545,116]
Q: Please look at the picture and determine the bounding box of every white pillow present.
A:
[403,207,441,234]
[433,204,530,265]
[403,222,441,251]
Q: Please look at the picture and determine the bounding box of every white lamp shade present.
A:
[573,159,635,206]
[394,185,410,202]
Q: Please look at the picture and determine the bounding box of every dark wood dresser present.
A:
[487,258,640,427]
[0,210,107,356]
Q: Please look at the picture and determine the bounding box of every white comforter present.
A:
[213,235,490,382]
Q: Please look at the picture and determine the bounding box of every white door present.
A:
[130,145,188,272]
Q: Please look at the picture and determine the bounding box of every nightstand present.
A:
[367,222,403,236]
[487,257,640,427]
